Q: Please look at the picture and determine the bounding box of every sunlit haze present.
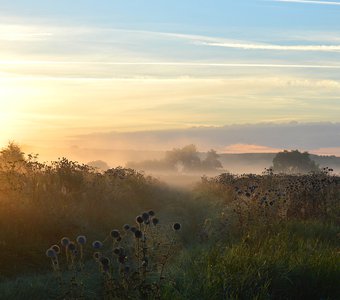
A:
[1,0,340,161]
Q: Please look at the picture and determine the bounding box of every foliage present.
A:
[164,221,340,300]
[272,150,319,174]
[44,212,182,299]
[127,145,223,173]
[0,145,192,278]
[0,142,339,299]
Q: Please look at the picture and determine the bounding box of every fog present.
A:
[19,143,340,188]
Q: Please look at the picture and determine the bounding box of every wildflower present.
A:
[61,237,70,247]
[136,215,143,224]
[130,226,137,233]
[173,223,181,231]
[100,256,110,266]
[67,242,76,252]
[51,245,60,254]
[123,224,130,231]
[134,230,143,239]
[46,248,57,258]
[110,229,120,239]
[148,210,155,216]
[76,235,87,245]
[152,218,159,226]
[142,212,149,222]
[92,240,103,249]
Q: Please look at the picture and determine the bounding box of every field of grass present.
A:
[0,155,339,299]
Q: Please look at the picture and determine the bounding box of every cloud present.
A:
[201,41,340,52]
[223,144,283,154]
[271,0,340,6]
[71,122,340,154]
[311,147,340,156]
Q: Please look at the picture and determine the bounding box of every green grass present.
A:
[163,221,340,300]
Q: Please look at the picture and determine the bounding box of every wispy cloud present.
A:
[1,60,340,69]
[271,0,340,6]
[201,41,340,52]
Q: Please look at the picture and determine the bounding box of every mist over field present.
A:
[1,0,340,299]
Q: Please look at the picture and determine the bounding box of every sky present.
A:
[1,0,340,157]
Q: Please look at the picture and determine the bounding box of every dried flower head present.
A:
[67,242,76,252]
[123,224,130,231]
[136,215,143,224]
[46,248,57,258]
[110,229,120,239]
[152,218,159,226]
[130,226,137,233]
[51,245,60,254]
[173,223,181,231]
[148,210,155,216]
[134,230,143,239]
[142,212,149,222]
[100,256,110,266]
[61,237,70,247]
[92,240,103,249]
[76,235,87,245]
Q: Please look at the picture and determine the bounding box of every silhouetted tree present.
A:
[202,149,223,170]
[165,144,201,171]
[273,150,319,174]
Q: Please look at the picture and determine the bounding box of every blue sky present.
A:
[1,0,340,155]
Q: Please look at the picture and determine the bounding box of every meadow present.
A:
[0,146,339,299]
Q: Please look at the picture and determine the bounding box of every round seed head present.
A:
[134,230,143,239]
[76,235,87,245]
[92,240,103,249]
[152,218,159,226]
[123,224,130,231]
[130,226,137,233]
[110,229,120,239]
[142,212,149,222]
[61,237,70,247]
[51,245,60,254]
[173,223,181,231]
[67,242,76,252]
[46,248,57,258]
[148,210,155,217]
[136,215,143,224]
[100,256,110,266]
[116,236,122,242]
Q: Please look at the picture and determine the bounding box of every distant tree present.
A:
[87,160,110,171]
[202,149,223,170]
[164,144,201,171]
[272,150,319,174]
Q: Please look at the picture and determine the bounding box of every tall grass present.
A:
[0,150,339,299]
[164,221,340,300]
